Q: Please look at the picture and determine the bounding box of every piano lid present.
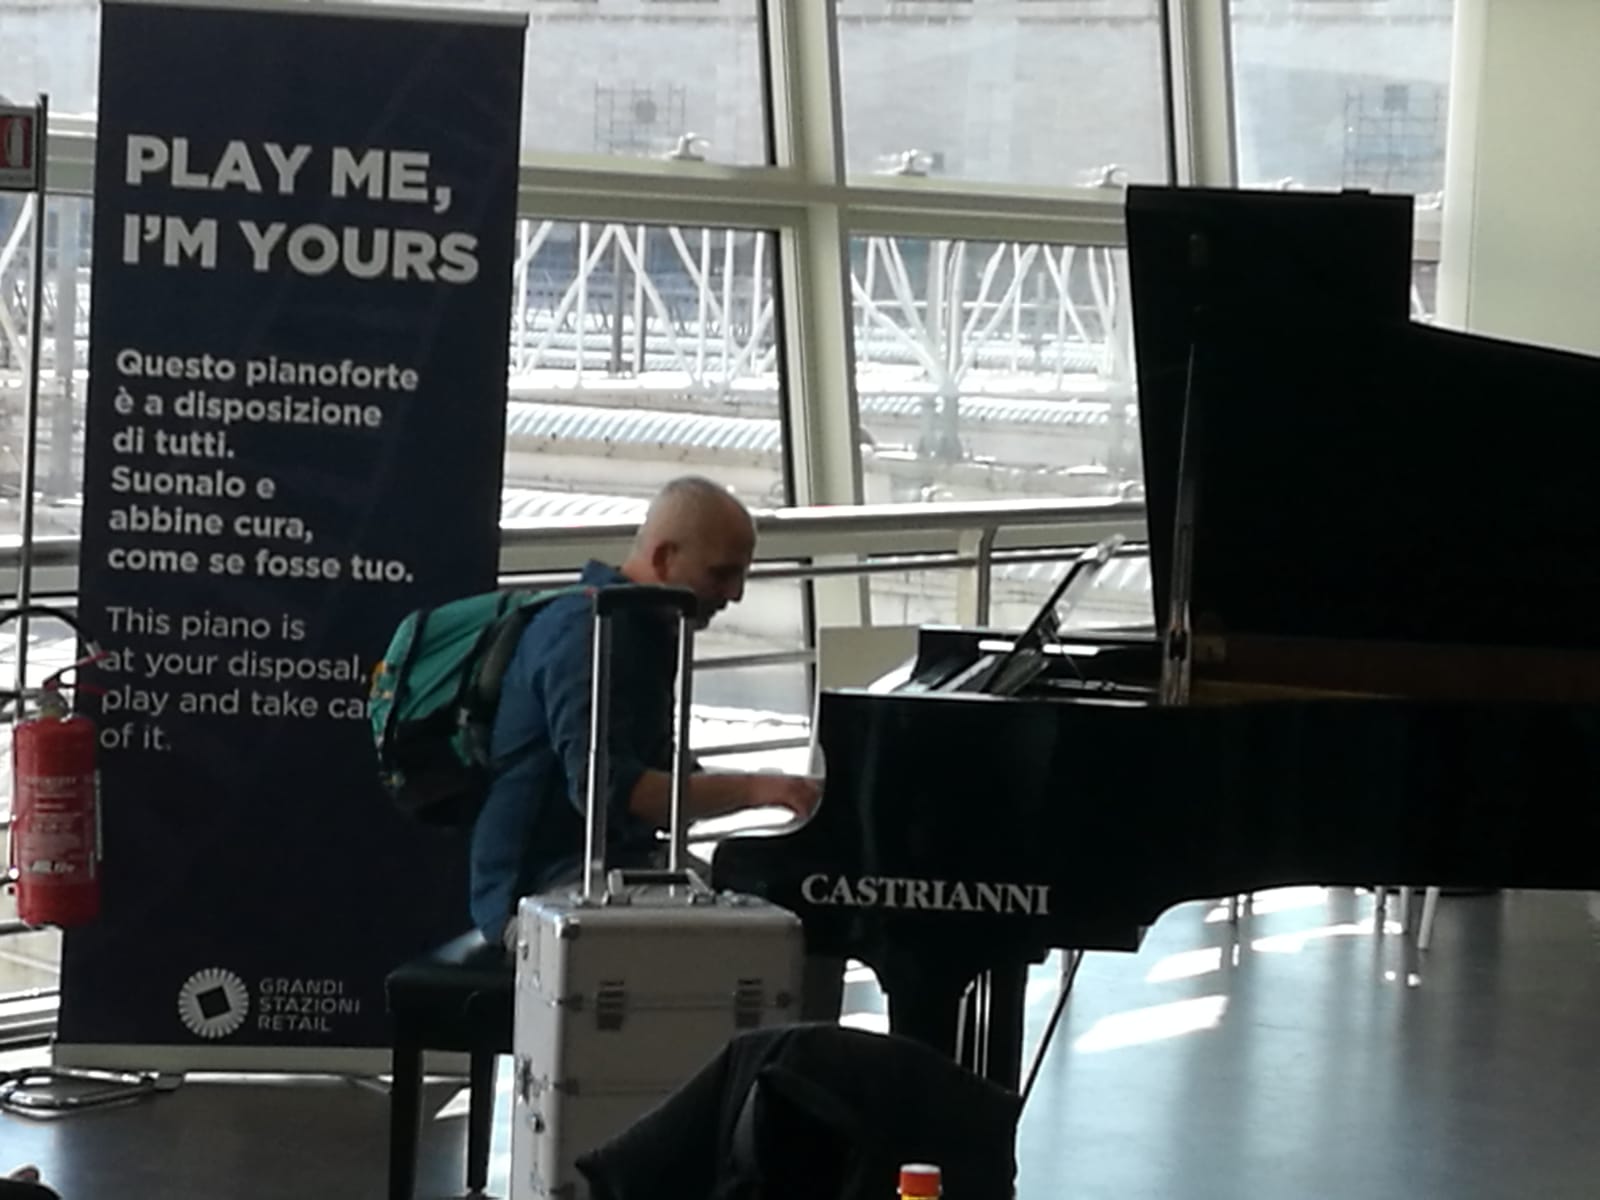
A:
[1124,184,1415,638]
[1126,184,1600,662]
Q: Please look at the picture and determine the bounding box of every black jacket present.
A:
[577,1023,1022,1200]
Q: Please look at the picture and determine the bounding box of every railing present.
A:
[0,496,1148,604]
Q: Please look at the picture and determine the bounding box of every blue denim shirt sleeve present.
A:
[535,601,656,830]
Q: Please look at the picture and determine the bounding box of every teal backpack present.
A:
[368,583,590,828]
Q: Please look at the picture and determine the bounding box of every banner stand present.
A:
[56,0,526,1075]
[52,1043,469,1079]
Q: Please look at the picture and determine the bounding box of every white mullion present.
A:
[842,201,1126,250]
[50,129,1129,248]
[766,0,866,628]
[837,178,1130,224]
[765,0,858,511]
[515,184,806,236]
[1167,0,1239,188]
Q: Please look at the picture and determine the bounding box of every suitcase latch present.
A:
[595,981,627,1031]
[733,979,764,1029]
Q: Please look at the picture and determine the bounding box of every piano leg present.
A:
[979,965,1028,1093]
[957,974,990,1078]
[885,986,963,1063]
[800,952,845,1022]
[887,967,1030,1094]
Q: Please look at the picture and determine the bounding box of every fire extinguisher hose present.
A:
[0,604,103,718]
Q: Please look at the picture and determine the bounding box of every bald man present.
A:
[469,476,820,951]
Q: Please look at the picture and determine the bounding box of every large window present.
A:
[0,0,1464,1020]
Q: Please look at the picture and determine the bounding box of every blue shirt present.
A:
[468,561,679,942]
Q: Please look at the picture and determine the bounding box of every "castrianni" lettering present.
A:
[800,874,1050,916]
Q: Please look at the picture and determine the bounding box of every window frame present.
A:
[33,0,1445,613]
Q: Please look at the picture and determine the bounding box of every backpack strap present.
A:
[467,584,595,779]
[465,584,593,717]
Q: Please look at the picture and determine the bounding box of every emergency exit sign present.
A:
[0,107,40,191]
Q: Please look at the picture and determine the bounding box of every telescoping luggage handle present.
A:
[582,584,699,906]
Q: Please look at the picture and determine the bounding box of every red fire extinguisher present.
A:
[5,607,106,929]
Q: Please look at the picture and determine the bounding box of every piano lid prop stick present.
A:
[1020,949,1086,1109]
[1160,235,1211,707]
[669,609,694,873]
[581,599,615,903]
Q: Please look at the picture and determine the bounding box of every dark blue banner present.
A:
[61,0,526,1067]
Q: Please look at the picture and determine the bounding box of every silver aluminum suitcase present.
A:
[509,584,805,1200]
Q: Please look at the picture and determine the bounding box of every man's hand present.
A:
[631,769,821,827]
[745,773,822,819]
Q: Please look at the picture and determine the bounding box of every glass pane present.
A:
[0,4,98,117]
[851,235,1142,504]
[837,0,1167,186]
[991,549,1152,631]
[1,2,772,165]
[0,194,91,543]
[870,562,964,627]
[868,551,1153,634]
[1232,0,1457,198]
[1412,259,1440,324]
[694,577,809,718]
[507,218,788,510]
[527,1,770,164]
[0,885,60,999]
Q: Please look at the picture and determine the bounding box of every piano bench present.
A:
[384,930,513,1200]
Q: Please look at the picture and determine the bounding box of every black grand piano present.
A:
[711,185,1600,1092]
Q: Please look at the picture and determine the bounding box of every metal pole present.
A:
[581,610,612,903]
[14,93,50,709]
[607,235,625,376]
[696,228,710,379]
[575,222,591,385]
[631,225,646,377]
[50,195,77,497]
[974,525,998,626]
[668,614,694,873]
[721,230,735,380]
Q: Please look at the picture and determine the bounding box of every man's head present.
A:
[621,476,756,627]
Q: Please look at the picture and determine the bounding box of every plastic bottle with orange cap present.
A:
[899,1163,942,1199]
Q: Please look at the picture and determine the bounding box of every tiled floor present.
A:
[2,886,1599,1198]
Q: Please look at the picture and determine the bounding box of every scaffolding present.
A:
[1342,81,1447,196]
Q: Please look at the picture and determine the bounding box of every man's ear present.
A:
[649,539,676,579]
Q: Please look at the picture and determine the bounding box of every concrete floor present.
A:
[1,886,1598,1199]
